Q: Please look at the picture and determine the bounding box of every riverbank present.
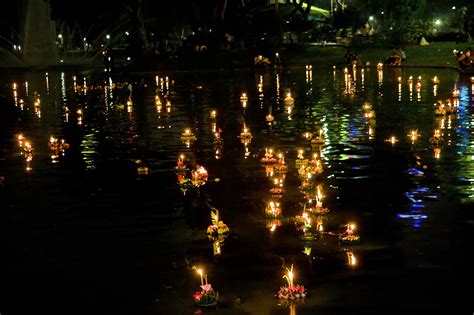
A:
[1,41,473,72]
[120,41,473,73]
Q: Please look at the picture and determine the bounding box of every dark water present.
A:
[0,67,473,315]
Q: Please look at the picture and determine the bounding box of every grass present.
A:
[283,41,474,69]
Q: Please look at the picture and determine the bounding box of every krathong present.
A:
[311,129,324,145]
[266,201,282,218]
[275,265,307,300]
[339,223,361,245]
[192,267,219,307]
[181,128,197,142]
[261,148,278,164]
[192,165,208,187]
[207,208,230,239]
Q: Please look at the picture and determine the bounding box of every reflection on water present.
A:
[0,66,472,313]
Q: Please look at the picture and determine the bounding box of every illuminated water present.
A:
[0,67,473,314]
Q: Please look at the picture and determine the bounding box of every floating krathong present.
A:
[207,208,230,239]
[407,130,420,143]
[296,212,318,241]
[275,265,307,300]
[210,110,217,119]
[240,127,252,144]
[432,76,440,84]
[176,155,187,174]
[429,129,442,146]
[385,136,398,145]
[192,165,208,186]
[181,128,197,142]
[49,136,69,153]
[192,267,219,307]
[261,148,278,164]
[284,92,294,107]
[240,93,248,108]
[135,160,150,175]
[274,153,288,174]
[339,223,361,245]
[311,129,324,145]
[266,201,282,218]
[270,178,285,195]
[295,150,309,168]
[434,101,446,116]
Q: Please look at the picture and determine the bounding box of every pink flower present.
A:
[200,284,213,292]
[193,291,202,301]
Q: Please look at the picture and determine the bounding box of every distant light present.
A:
[435,19,441,25]
[369,16,374,21]
[18,45,21,50]
[106,34,110,39]
[209,29,212,32]
[60,59,64,63]
[58,34,62,38]
[125,31,129,36]
[452,6,456,10]
[83,37,86,42]
[13,44,16,50]
[127,57,131,61]
[380,11,384,15]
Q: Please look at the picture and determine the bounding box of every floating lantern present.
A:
[165,100,172,113]
[192,267,219,307]
[181,128,197,142]
[408,130,420,143]
[432,76,440,84]
[434,100,446,116]
[210,110,217,119]
[266,113,274,122]
[266,201,282,218]
[295,149,309,168]
[452,86,460,98]
[240,127,252,144]
[385,136,398,145]
[339,223,361,245]
[275,265,307,300]
[240,93,248,107]
[429,129,442,146]
[311,129,324,145]
[175,155,186,174]
[270,178,285,195]
[284,92,294,106]
[261,148,278,164]
[136,160,150,175]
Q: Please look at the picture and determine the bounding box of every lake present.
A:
[0,66,473,314]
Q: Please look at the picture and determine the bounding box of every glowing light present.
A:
[347,251,357,266]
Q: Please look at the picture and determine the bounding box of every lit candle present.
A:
[197,268,204,286]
